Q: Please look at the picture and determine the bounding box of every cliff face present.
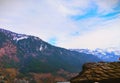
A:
[70,62,120,83]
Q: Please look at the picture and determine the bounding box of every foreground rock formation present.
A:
[70,62,120,83]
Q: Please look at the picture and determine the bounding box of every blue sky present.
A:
[0,0,120,50]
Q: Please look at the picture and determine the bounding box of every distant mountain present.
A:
[71,48,120,62]
[0,28,101,83]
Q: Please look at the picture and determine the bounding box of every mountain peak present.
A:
[0,28,43,42]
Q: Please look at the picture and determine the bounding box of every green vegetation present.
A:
[0,32,8,47]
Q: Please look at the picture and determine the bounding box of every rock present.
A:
[70,62,120,83]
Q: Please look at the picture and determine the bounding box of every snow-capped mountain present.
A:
[72,48,120,62]
[0,28,102,83]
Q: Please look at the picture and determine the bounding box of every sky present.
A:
[0,0,120,50]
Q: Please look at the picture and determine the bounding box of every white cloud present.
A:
[0,0,78,40]
[94,0,120,14]
[0,0,120,50]
[58,17,120,49]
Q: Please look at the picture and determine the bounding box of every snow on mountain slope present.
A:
[71,48,120,62]
[0,28,29,41]
[13,35,28,41]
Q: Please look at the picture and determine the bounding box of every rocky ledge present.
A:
[70,62,120,83]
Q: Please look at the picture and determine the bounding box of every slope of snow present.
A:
[13,35,28,41]
[71,48,120,62]
[39,45,43,51]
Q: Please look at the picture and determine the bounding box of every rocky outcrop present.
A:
[70,62,120,83]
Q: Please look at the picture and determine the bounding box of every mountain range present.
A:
[0,28,101,83]
[71,48,120,62]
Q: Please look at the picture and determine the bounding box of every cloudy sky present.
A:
[0,0,120,50]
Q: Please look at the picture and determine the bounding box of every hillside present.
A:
[70,62,120,83]
[0,28,101,83]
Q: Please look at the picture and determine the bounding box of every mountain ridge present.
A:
[71,48,120,62]
[0,28,101,83]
